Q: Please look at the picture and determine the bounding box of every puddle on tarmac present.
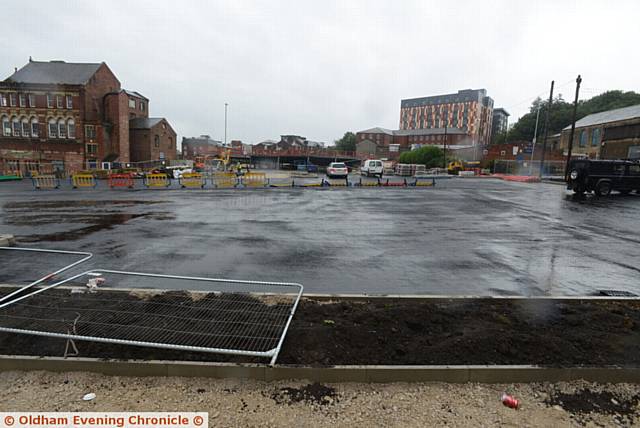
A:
[3,200,173,242]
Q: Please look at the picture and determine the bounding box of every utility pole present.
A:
[538,80,554,178]
[443,107,448,169]
[224,103,228,146]
[529,106,541,176]
[564,75,582,180]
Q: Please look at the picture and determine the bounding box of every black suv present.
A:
[567,159,640,196]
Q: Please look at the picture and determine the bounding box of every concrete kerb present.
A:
[1,356,639,383]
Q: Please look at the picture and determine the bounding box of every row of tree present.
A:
[494,90,640,144]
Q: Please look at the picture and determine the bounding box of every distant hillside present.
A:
[497,90,640,143]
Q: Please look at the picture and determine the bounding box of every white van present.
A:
[361,159,384,177]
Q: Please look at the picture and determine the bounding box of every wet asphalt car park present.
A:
[0,176,639,296]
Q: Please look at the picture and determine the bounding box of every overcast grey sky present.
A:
[2,1,639,145]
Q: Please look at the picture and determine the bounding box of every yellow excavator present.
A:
[447,160,481,175]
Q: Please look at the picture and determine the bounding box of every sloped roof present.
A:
[123,89,148,100]
[129,117,163,129]
[564,104,640,130]
[5,60,103,85]
[358,127,395,135]
[394,127,467,136]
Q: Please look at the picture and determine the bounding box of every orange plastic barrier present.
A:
[108,173,135,189]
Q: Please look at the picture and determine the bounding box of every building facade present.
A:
[399,89,495,147]
[491,107,509,141]
[129,118,177,163]
[355,127,469,159]
[181,135,222,158]
[560,104,640,159]
[0,59,175,175]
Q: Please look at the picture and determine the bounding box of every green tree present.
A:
[334,132,356,152]
[399,146,445,168]
[504,90,640,143]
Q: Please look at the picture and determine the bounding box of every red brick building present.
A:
[0,59,175,175]
[355,127,468,159]
[129,118,177,163]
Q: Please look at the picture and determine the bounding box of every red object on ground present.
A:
[501,393,519,409]
[502,175,541,183]
[108,173,134,189]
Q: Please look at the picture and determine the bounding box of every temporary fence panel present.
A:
[0,247,93,304]
[144,173,171,188]
[71,174,97,189]
[108,173,135,189]
[212,172,237,188]
[323,178,349,187]
[357,178,380,187]
[382,178,407,187]
[179,172,206,189]
[241,173,267,188]
[0,269,303,365]
[410,177,436,187]
[268,178,295,188]
[31,175,60,190]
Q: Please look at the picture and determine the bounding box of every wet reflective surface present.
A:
[1,179,639,295]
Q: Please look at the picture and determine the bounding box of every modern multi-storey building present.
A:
[399,89,495,147]
[0,59,176,175]
[491,107,510,141]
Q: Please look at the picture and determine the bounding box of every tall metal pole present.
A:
[564,75,582,180]
[224,103,228,146]
[529,106,541,176]
[538,80,554,178]
[443,107,448,169]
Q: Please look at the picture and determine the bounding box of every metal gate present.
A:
[0,269,303,365]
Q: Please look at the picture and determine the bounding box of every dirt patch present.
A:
[0,293,640,366]
[271,383,338,406]
[545,388,640,425]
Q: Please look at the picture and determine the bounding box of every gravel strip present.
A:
[1,371,639,427]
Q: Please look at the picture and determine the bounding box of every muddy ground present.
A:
[4,371,640,427]
[0,289,639,366]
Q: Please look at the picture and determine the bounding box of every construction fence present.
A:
[492,160,565,177]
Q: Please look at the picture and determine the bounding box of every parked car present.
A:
[361,159,384,177]
[566,159,640,196]
[326,162,349,179]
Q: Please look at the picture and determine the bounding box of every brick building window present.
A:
[1,117,10,136]
[28,94,36,107]
[591,128,601,147]
[56,95,63,109]
[9,93,17,107]
[48,119,58,138]
[84,125,96,140]
[31,119,39,137]
[19,94,26,107]
[12,119,21,136]
[66,95,73,109]
[579,129,587,147]
[58,120,66,138]
[128,99,136,108]
[47,94,53,108]
[0,93,6,106]
[68,119,76,139]
[154,135,160,148]
[140,101,145,111]
[22,120,30,137]
[86,143,98,155]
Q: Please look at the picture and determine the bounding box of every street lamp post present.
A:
[224,103,228,146]
[443,107,448,169]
